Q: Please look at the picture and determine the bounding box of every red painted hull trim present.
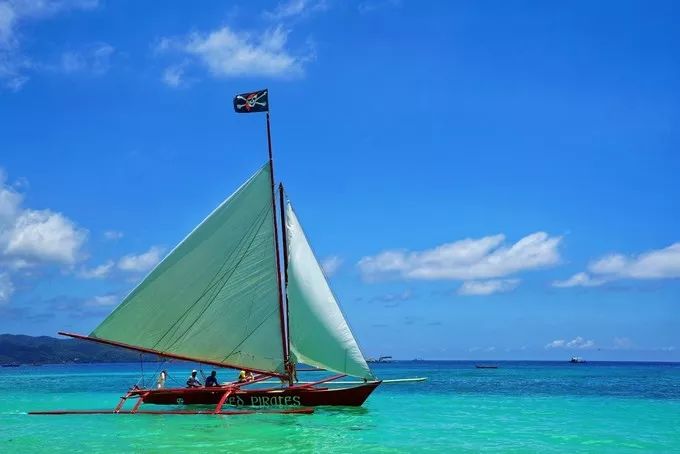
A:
[29,408,314,416]
[135,381,381,407]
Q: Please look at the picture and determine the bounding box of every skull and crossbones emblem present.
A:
[235,91,267,111]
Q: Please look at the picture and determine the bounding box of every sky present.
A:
[0,0,679,361]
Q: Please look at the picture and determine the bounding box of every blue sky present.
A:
[0,0,678,361]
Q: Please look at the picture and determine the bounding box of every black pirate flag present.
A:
[233,89,269,113]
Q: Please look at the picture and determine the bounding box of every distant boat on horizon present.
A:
[570,356,586,363]
[475,364,498,369]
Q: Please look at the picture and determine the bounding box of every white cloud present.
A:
[84,294,117,307]
[264,0,328,20]
[3,209,87,264]
[358,232,561,282]
[0,0,99,90]
[458,279,519,296]
[589,244,680,279]
[545,339,565,349]
[58,42,115,75]
[162,63,185,87]
[567,336,594,349]
[553,242,680,288]
[157,24,307,80]
[0,271,14,304]
[118,246,165,273]
[0,169,23,222]
[78,260,113,279]
[545,336,595,350]
[552,272,605,288]
[103,230,123,240]
[321,255,342,276]
[1,170,87,267]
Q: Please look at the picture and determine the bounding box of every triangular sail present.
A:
[285,201,374,380]
[91,163,285,375]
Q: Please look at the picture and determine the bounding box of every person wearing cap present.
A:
[205,370,219,387]
[186,370,202,388]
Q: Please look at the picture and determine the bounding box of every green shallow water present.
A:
[1,361,680,452]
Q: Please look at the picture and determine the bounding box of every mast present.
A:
[279,182,294,384]
[265,111,292,384]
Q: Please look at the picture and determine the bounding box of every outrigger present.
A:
[30,89,414,417]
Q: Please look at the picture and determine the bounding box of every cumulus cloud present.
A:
[0,169,87,267]
[589,244,680,279]
[321,255,342,276]
[458,279,519,296]
[553,242,680,288]
[545,336,595,350]
[3,210,87,264]
[117,246,165,273]
[0,0,99,90]
[358,232,561,284]
[156,24,308,83]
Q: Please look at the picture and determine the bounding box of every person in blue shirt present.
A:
[205,370,219,387]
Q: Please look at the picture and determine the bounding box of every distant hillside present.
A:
[0,334,150,364]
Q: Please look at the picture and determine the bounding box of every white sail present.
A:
[285,201,374,380]
[91,163,286,375]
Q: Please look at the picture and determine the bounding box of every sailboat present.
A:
[31,90,381,416]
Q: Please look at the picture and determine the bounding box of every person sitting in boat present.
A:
[237,370,247,383]
[205,370,219,387]
[156,370,167,389]
[186,370,202,388]
[245,371,254,382]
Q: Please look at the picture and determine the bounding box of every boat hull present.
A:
[135,381,380,407]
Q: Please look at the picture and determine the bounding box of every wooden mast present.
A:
[265,110,292,385]
[279,182,294,385]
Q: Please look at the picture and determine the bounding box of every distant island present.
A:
[0,334,153,365]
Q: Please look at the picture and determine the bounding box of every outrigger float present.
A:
[31,89,424,417]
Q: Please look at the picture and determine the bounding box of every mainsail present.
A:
[285,201,374,380]
[91,163,286,375]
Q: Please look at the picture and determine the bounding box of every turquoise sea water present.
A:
[1,361,680,452]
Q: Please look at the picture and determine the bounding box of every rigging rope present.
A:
[140,353,145,389]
